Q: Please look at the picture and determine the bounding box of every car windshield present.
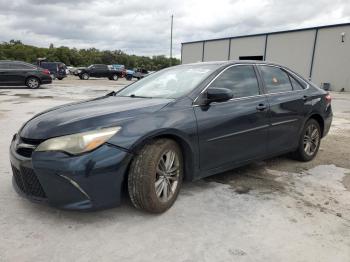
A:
[116,64,219,99]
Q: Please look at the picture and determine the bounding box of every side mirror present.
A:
[204,87,233,104]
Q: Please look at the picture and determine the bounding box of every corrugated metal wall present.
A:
[181,24,350,91]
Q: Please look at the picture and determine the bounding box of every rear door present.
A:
[194,64,270,172]
[257,65,306,154]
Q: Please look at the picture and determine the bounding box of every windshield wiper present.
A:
[106,91,116,96]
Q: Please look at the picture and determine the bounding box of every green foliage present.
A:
[0,40,181,70]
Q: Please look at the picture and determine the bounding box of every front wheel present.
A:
[128,139,183,213]
[292,119,321,161]
[110,74,118,81]
[26,77,40,89]
[81,73,89,80]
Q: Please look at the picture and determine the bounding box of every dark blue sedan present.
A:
[10,61,332,213]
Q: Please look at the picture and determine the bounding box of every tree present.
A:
[0,40,181,69]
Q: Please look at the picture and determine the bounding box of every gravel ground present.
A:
[0,76,349,262]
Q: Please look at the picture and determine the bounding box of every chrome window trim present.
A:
[0,69,36,71]
[193,63,310,106]
[193,63,261,104]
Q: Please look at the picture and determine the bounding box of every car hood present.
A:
[20,96,172,140]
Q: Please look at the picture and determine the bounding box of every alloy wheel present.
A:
[155,150,180,202]
[303,124,320,156]
[28,78,39,88]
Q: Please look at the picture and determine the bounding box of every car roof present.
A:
[0,60,32,64]
[184,60,284,67]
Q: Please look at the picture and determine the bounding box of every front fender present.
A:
[107,101,200,180]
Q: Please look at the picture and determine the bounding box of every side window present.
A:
[289,75,305,90]
[6,63,20,69]
[259,66,293,93]
[209,65,260,98]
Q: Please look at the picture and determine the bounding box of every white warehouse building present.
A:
[181,23,350,91]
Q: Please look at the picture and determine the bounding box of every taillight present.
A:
[42,69,50,75]
[325,93,332,104]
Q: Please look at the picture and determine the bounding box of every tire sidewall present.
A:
[129,139,184,213]
[148,141,183,211]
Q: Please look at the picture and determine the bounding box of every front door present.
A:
[194,65,270,172]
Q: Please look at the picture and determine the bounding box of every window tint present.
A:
[289,75,305,90]
[259,66,293,93]
[95,65,107,69]
[209,65,259,98]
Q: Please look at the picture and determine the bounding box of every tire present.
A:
[111,74,118,81]
[57,77,63,80]
[81,73,89,80]
[292,119,321,161]
[128,139,183,213]
[26,77,40,89]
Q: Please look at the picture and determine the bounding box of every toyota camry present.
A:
[10,61,332,213]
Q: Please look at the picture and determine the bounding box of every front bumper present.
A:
[10,140,132,211]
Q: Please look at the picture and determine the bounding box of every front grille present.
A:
[16,147,34,158]
[15,137,43,158]
[12,165,47,199]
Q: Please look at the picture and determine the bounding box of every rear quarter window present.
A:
[289,75,307,90]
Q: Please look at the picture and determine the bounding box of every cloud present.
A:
[0,0,349,57]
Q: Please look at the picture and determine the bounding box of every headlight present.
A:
[77,70,81,73]
[35,127,121,155]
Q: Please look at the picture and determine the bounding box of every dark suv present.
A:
[39,62,67,80]
[0,60,52,89]
[77,64,121,80]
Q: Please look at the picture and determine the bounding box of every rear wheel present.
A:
[57,77,63,80]
[26,77,40,89]
[128,139,183,213]
[292,119,321,161]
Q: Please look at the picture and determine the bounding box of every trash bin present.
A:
[321,83,331,91]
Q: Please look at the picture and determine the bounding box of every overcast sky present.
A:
[0,0,350,57]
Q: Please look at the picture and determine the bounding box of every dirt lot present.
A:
[0,76,349,262]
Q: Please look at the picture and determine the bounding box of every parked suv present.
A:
[39,62,67,80]
[77,64,122,80]
[0,60,52,89]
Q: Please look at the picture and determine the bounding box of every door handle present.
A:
[303,95,309,101]
[256,104,267,111]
